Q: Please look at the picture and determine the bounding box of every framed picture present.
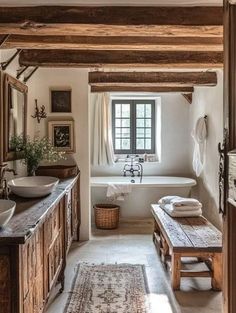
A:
[48,119,75,153]
[50,88,71,113]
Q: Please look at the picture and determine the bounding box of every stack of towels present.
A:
[158,195,202,217]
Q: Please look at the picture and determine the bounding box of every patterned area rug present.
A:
[64,263,150,313]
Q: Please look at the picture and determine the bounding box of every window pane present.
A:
[136,104,145,118]
[145,104,152,118]
[115,139,121,149]
[145,128,151,138]
[136,128,145,138]
[115,128,121,137]
[145,139,152,150]
[115,104,121,117]
[121,139,130,150]
[145,119,152,127]
[121,119,130,127]
[136,138,145,149]
[137,119,145,127]
[115,119,121,127]
[121,128,130,138]
[122,104,130,118]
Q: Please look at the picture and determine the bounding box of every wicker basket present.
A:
[94,204,120,229]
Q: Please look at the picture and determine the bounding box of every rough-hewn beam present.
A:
[0,34,223,53]
[90,86,194,93]
[0,6,223,26]
[19,50,223,68]
[89,71,217,86]
[0,24,223,38]
[0,35,223,51]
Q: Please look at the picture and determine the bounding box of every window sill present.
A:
[115,154,159,163]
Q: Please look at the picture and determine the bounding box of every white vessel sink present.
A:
[8,176,59,198]
[0,200,16,227]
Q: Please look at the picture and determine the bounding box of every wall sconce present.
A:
[31,99,47,123]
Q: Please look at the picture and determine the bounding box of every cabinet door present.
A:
[44,201,64,298]
[22,226,44,313]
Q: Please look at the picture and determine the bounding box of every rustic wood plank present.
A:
[0,35,223,51]
[19,50,223,68]
[0,24,223,38]
[151,205,222,252]
[151,206,193,250]
[89,71,217,86]
[91,86,195,93]
[184,217,222,250]
[180,270,211,277]
[0,6,223,26]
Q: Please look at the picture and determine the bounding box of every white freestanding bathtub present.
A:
[91,176,196,218]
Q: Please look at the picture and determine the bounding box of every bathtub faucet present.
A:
[123,155,143,183]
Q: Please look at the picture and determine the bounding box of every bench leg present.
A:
[211,253,222,291]
[171,253,181,290]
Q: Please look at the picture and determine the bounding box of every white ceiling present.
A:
[0,0,223,6]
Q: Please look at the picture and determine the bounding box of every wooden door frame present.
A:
[223,1,236,312]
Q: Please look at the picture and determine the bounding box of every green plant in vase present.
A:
[10,135,65,176]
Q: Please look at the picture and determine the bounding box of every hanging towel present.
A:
[191,116,207,177]
[107,183,132,201]
[160,204,202,217]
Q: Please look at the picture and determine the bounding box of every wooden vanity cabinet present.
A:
[0,175,80,313]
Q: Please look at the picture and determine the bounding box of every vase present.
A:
[27,164,38,176]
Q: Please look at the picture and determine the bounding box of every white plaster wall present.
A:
[91,93,192,177]
[189,70,223,229]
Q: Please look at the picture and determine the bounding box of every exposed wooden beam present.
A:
[90,86,194,93]
[0,35,223,51]
[89,71,217,87]
[19,50,223,69]
[0,6,223,26]
[0,24,223,38]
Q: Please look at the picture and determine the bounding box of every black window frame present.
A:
[112,99,156,155]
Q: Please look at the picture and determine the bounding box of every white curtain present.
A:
[92,93,115,166]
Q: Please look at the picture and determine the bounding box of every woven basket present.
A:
[94,204,120,229]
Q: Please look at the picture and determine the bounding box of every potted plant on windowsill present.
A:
[10,135,65,176]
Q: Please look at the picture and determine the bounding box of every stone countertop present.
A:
[0,176,78,244]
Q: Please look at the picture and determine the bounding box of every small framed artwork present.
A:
[50,88,71,113]
[48,119,75,153]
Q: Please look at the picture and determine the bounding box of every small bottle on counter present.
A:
[144,152,148,162]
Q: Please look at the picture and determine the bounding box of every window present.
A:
[112,99,155,155]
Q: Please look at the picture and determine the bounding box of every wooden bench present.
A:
[151,204,223,291]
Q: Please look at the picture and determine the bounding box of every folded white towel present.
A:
[106,183,132,201]
[160,204,202,217]
[158,196,181,205]
[158,196,201,207]
[171,198,201,207]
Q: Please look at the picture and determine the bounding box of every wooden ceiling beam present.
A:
[0,6,223,26]
[0,24,223,38]
[19,50,223,69]
[90,86,194,93]
[89,71,217,86]
[0,35,223,51]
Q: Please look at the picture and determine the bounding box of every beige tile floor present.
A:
[46,219,222,313]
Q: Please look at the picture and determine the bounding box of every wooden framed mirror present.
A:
[3,73,28,161]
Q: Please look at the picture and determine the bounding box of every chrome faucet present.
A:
[0,164,17,199]
[123,155,143,183]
